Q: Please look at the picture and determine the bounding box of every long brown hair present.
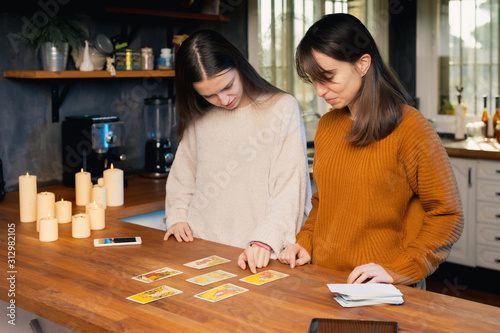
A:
[175,30,282,140]
[296,14,411,146]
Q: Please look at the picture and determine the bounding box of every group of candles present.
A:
[18,164,124,242]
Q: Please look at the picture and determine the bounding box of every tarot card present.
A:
[132,267,183,283]
[186,270,237,286]
[184,255,231,269]
[240,270,289,285]
[194,283,248,302]
[126,285,182,304]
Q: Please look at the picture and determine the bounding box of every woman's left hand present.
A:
[347,262,394,284]
[237,241,271,274]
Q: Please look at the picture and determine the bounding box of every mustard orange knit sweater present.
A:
[296,105,463,285]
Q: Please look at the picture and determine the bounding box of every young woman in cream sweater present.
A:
[164,30,312,274]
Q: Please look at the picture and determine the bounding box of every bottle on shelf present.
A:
[157,48,172,70]
[481,95,489,137]
[493,96,500,140]
[454,86,465,140]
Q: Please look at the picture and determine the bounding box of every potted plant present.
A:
[19,14,88,71]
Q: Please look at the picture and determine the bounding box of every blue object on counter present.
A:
[119,210,166,230]
[105,238,112,244]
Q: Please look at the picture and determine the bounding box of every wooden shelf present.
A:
[3,70,175,79]
[3,70,175,122]
[105,6,230,22]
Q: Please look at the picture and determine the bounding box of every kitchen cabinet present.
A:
[448,157,500,271]
[475,160,500,270]
[448,157,476,267]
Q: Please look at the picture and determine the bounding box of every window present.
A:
[256,0,389,116]
[438,0,499,115]
[257,0,348,116]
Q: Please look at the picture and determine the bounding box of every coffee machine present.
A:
[142,96,175,177]
[62,115,126,187]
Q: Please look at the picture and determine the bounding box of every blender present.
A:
[142,96,175,177]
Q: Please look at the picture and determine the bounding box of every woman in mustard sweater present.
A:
[279,14,463,287]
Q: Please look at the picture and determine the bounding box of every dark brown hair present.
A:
[296,13,411,146]
[175,30,281,139]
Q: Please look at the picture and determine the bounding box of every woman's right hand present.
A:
[163,222,194,242]
[278,243,311,268]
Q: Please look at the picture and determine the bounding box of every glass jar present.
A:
[141,47,154,70]
[115,49,141,70]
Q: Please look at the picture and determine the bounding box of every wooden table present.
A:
[1,176,500,332]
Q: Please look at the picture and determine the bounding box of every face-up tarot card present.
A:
[126,285,182,304]
[194,283,248,302]
[240,270,289,285]
[132,267,183,283]
[186,270,237,286]
[184,255,231,269]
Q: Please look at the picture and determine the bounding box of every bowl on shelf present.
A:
[71,47,107,70]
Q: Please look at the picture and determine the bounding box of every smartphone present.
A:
[94,237,142,247]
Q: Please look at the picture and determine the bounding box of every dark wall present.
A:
[389,0,416,103]
[0,1,248,192]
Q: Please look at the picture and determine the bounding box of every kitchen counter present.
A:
[442,138,500,160]
[1,176,500,332]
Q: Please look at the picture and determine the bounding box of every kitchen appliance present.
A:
[62,115,126,187]
[142,96,175,177]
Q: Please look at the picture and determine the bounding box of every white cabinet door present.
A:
[476,180,500,204]
[447,157,476,267]
[477,160,500,181]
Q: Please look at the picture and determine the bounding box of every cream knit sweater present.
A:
[165,93,312,257]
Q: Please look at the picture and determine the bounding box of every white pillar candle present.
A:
[72,213,90,238]
[91,179,107,209]
[103,164,124,207]
[55,198,72,224]
[36,192,55,232]
[85,201,100,214]
[75,169,91,206]
[19,172,37,222]
[39,215,58,242]
[87,202,105,230]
